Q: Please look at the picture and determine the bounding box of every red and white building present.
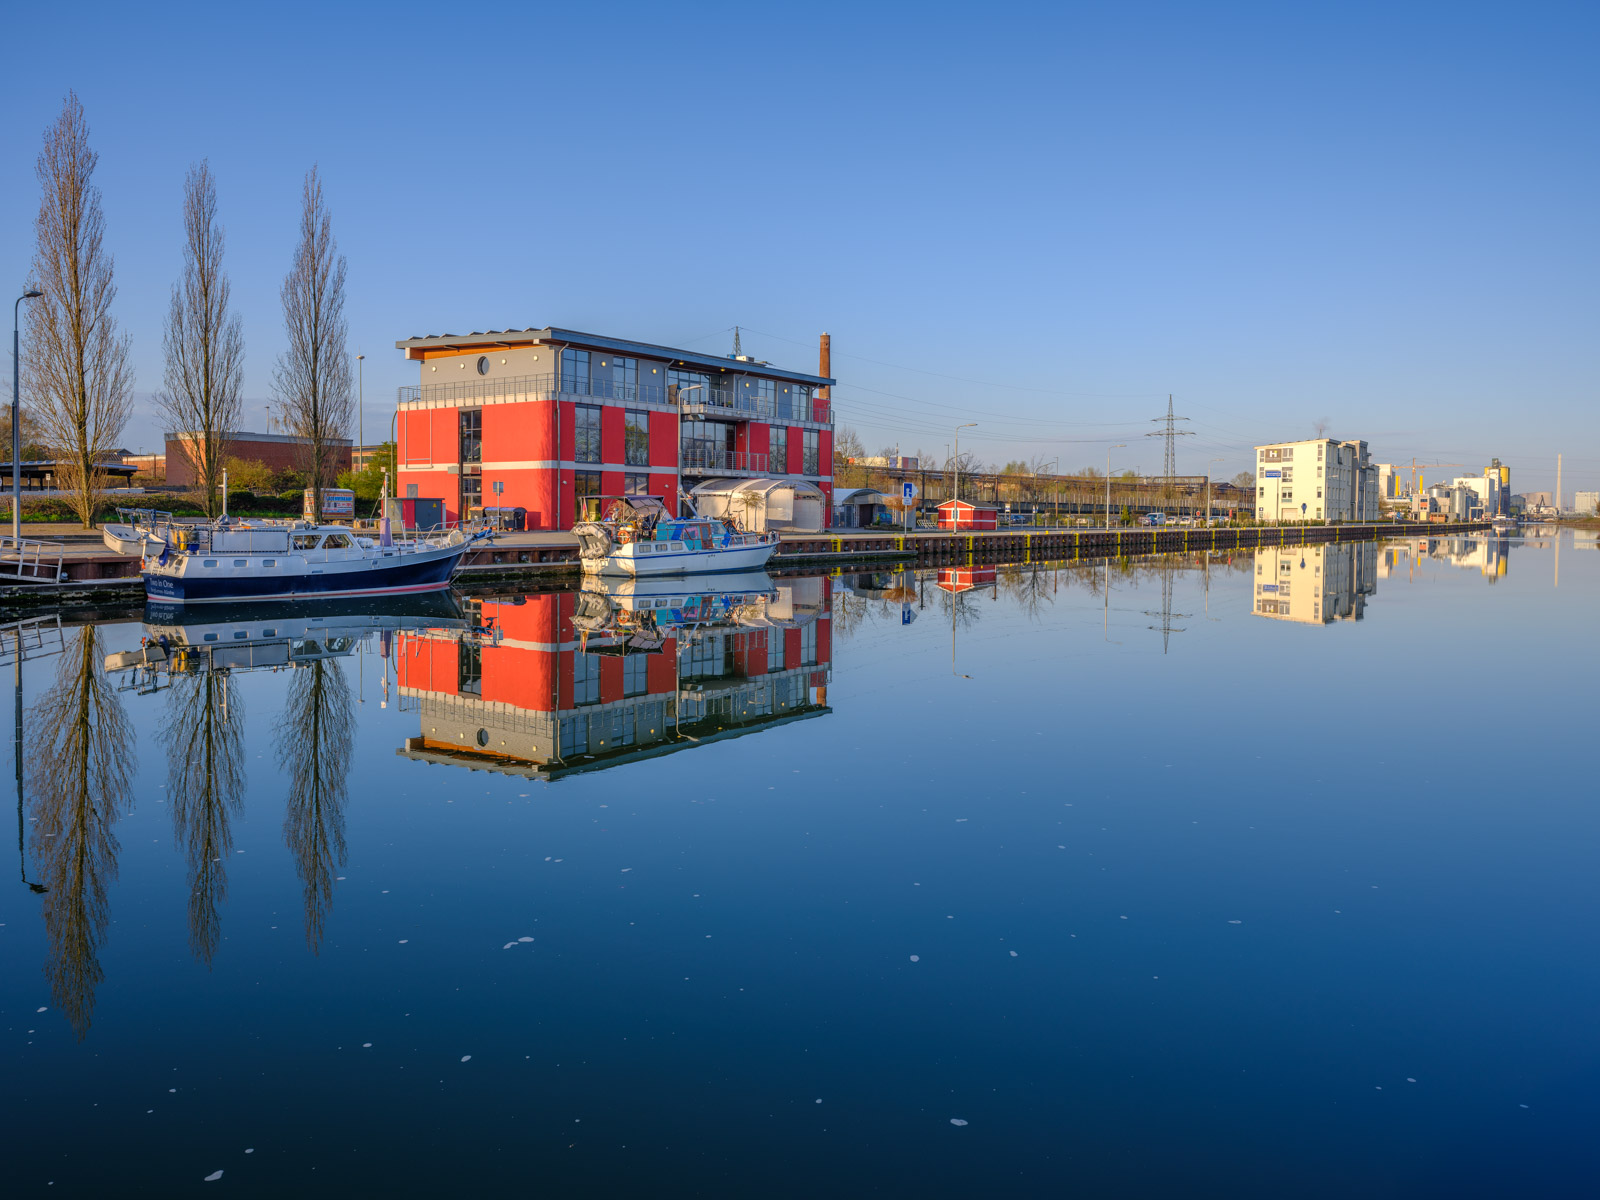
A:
[394,327,836,530]
[393,578,832,777]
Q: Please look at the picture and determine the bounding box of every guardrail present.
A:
[398,373,832,425]
[0,536,65,582]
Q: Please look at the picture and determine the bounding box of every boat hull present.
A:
[584,540,778,577]
[142,543,469,603]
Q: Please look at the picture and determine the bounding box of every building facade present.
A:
[166,431,352,487]
[1253,438,1378,523]
[393,327,835,530]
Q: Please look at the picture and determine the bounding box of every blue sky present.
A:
[2,0,1595,491]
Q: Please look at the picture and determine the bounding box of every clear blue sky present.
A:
[3,0,1595,492]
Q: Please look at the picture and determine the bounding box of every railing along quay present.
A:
[774,522,1492,566]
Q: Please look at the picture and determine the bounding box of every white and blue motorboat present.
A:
[572,498,777,577]
[140,520,484,604]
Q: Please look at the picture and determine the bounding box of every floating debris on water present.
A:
[950,1118,968,1126]
[204,1170,223,1182]
[461,1055,472,1063]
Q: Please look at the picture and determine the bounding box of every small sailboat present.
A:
[572,496,777,577]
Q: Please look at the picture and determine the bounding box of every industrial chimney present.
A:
[818,333,831,399]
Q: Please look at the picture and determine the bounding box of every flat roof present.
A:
[395,326,834,388]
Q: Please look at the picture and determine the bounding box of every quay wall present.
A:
[0,522,1490,610]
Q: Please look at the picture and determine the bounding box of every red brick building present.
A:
[393,326,835,529]
[164,431,352,487]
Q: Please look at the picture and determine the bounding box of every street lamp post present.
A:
[356,353,365,471]
[954,423,976,504]
[12,290,43,544]
[1105,444,1126,529]
[1038,457,1059,527]
[1207,457,1225,527]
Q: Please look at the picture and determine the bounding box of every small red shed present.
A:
[937,499,998,531]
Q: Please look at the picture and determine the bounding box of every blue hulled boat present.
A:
[140,520,483,604]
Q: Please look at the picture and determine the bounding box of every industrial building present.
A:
[393,326,835,531]
[165,430,352,487]
[1253,438,1379,523]
[1251,543,1377,623]
[1573,490,1599,515]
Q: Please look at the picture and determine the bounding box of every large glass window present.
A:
[792,384,811,419]
[459,408,482,464]
[667,368,709,405]
[625,410,650,466]
[622,654,648,698]
[460,471,482,514]
[608,356,638,401]
[572,652,601,705]
[624,472,650,496]
[574,469,602,522]
[458,642,482,696]
[680,419,732,470]
[561,348,591,395]
[769,426,788,474]
[800,621,817,667]
[752,379,775,417]
[802,430,820,476]
[574,404,602,464]
[766,630,782,672]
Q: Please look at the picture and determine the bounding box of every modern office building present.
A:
[1250,543,1377,623]
[1253,438,1378,523]
[393,326,835,530]
[1377,463,1404,500]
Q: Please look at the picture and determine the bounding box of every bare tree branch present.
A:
[159,160,244,519]
[274,166,352,519]
[22,92,133,528]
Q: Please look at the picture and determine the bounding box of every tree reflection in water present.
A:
[276,658,354,953]
[161,670,245,965]
[25,626,135,1039]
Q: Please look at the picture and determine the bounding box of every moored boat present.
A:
[140,520,485,604]
[573,497,777,577]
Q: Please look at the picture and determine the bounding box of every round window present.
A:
[476,728,489,747]
[476,355,490,376]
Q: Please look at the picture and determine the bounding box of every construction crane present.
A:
[1409,458,1465,496]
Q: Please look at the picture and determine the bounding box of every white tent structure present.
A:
[689,477,826,534]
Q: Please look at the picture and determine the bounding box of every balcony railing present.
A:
[398,372,831,425]
[679,449,770,475]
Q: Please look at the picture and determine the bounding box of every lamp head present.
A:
[22,290,42,300]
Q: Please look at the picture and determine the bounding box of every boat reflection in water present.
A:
[103,595,476,959]
[396,573,832,779]
[1250,542,1378,624]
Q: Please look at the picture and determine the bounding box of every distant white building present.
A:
[1573,490,1599,515]
[1377,463,1404,499]
[1253,438,1378,523]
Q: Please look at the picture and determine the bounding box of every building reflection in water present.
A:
[26,626,135,1039]
[395,574,833,779]
[1251,543,1378,624]
[1377,535,1513,583]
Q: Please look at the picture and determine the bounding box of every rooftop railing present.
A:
[398,373,831,425]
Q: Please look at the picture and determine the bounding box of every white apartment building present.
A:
[1251,543,1377,624]
[1377,463,1404,499]
[1254,438,1378,523]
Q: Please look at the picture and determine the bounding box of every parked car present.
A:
[1143,512,1167,527]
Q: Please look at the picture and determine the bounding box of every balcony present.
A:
[679,449,771,477]
[398,372,831,425]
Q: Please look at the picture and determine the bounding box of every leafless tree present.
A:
[159,161,244,519]
[274,167,352,519]
[22,92,133,529]
[27,626,135,1038]
[162,670,246,966]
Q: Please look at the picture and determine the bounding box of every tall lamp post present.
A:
[954,423,976,504]
[1105,443,1126,529]
[1206,457,1225,526]
[356,353,365,471]
[12,290,42,544]
[1038,457,1058,527]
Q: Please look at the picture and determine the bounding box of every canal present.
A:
[2,530,1596,1196]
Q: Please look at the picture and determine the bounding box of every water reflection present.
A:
[1251,543,1378,623]
[160,671,245,965]
[26,626,135,1038]
[396,574,832,779]
[1376,534,1515,582]
[278,659,354,953]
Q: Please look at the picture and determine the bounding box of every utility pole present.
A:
[1145,395,1193,503]
[1556,452,1562,513]
[955,423,975,504]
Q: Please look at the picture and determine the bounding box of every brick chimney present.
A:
[818,333,831,399]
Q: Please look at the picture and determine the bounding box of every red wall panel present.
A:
[601,407,624,465]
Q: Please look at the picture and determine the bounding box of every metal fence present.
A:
[398,373,831,425]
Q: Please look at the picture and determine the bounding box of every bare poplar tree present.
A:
[23,92,133,529]
[159,160,244,518]
[274,167,351,519]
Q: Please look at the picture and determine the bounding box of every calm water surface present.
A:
[3,531,1597,1197]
